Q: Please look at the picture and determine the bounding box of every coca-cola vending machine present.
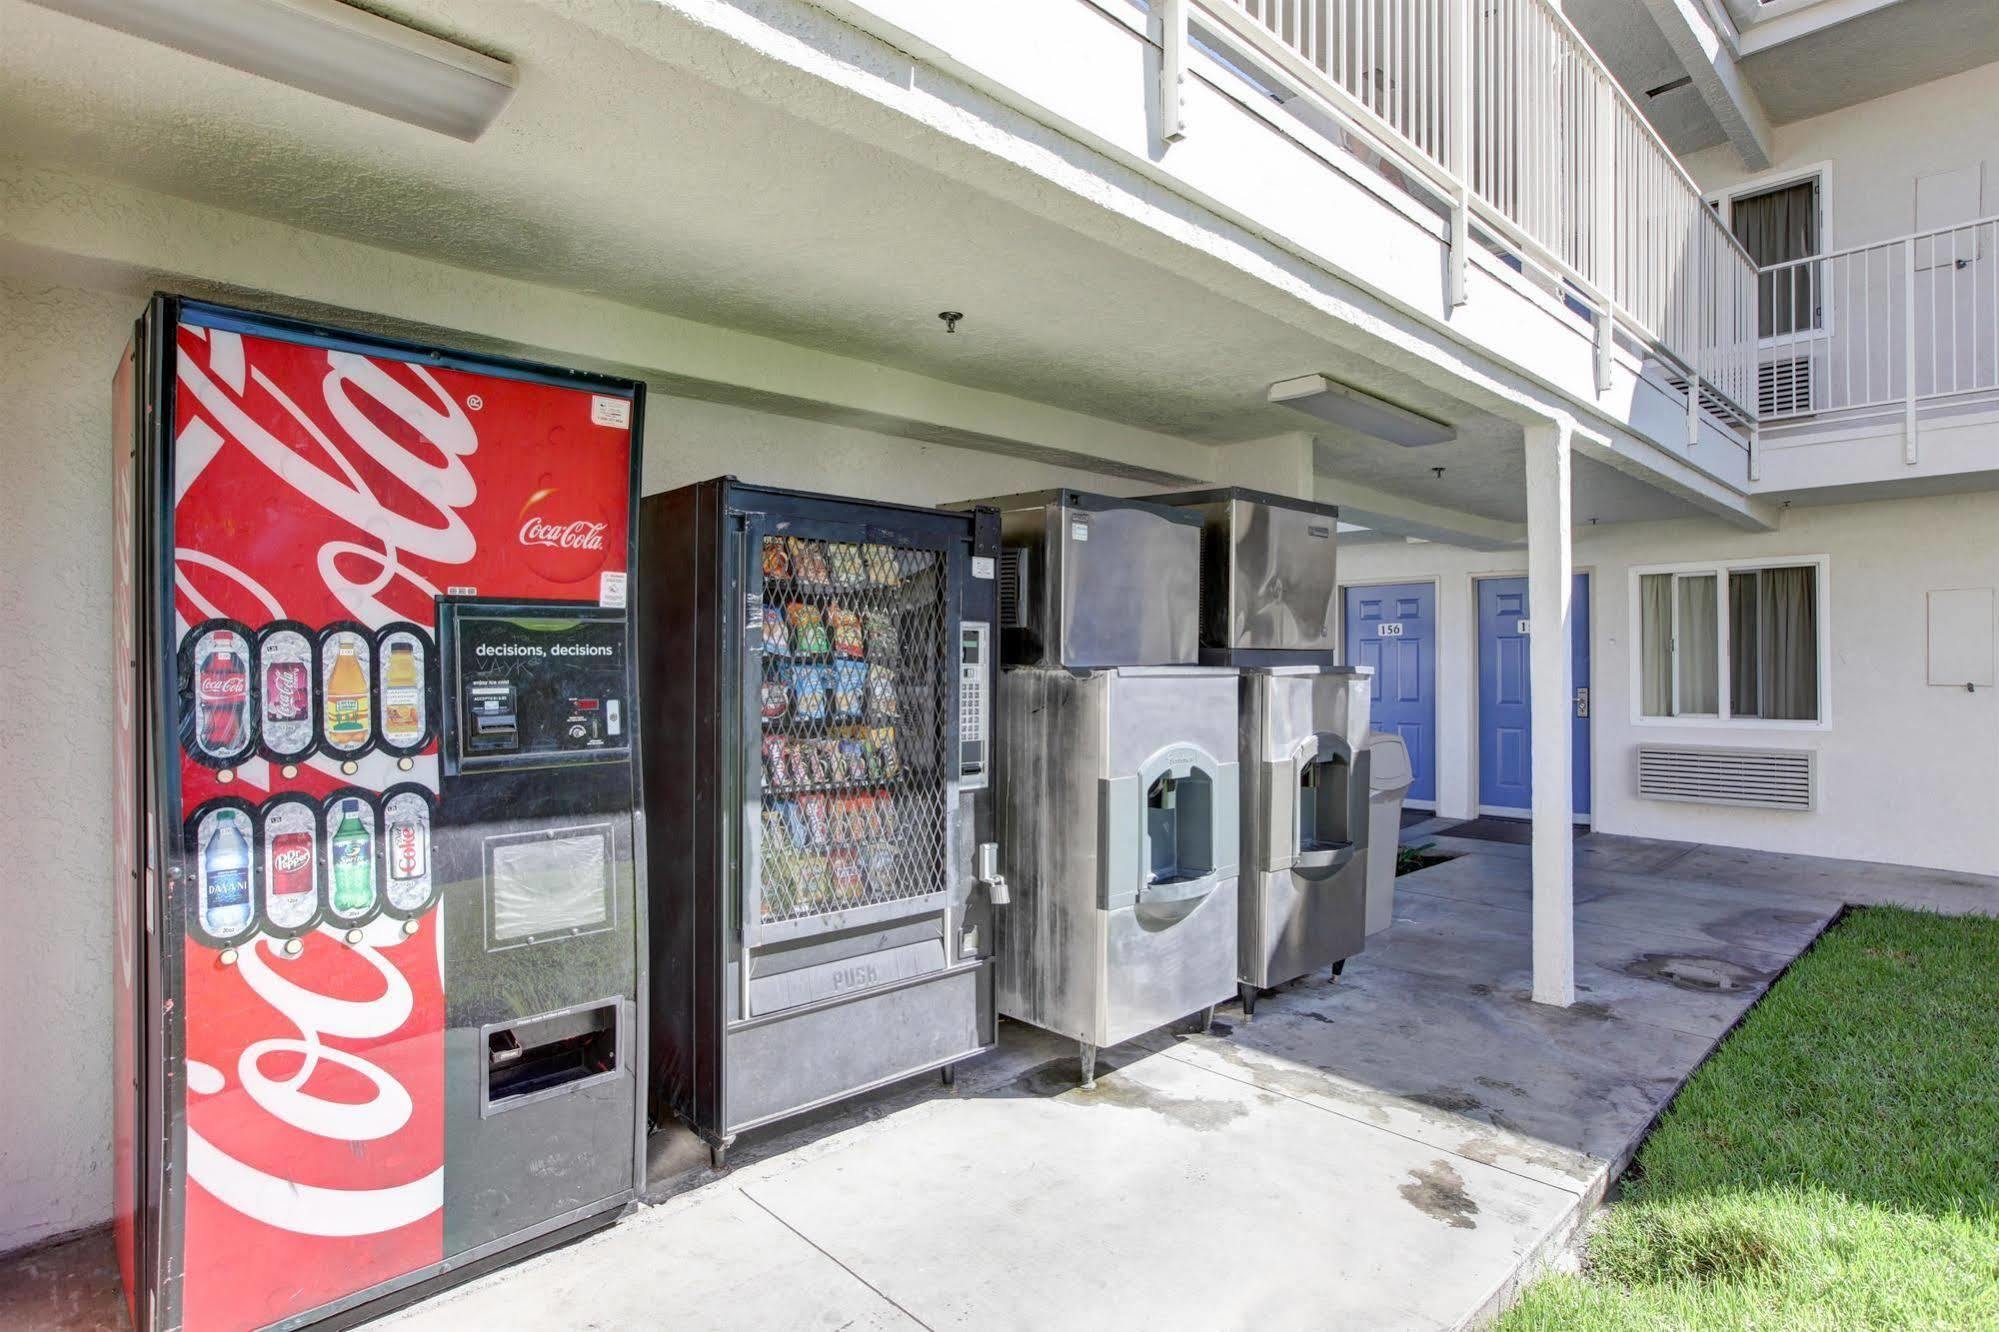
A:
[110,297,647,1330]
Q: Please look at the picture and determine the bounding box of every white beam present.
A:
[1524,421,1575,1008]
[1640,0,1774,170]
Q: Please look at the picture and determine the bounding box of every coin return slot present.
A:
[485,1003,618,1106]
[1299,754,1354,852]
[1145,770,1215,888]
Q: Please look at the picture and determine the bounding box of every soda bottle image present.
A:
[202,810,252,936]
[263,659,310,725]
[197,646,249,753]
[329,800,375,915]
[269,829,314,899]
[388,812,428,883]
[325,638,371,744]
[381,642,422,744]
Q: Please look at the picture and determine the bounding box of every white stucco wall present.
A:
[1339,491,1999,877]
[1683,59,1999,254]
[0,268,1147,1255]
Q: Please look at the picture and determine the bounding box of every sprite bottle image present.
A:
[330,799,376,916]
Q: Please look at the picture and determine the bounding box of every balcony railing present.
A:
[1187,0,1762,428]
[1757,215,1999,453]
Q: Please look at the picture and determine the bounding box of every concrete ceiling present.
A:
[1567,0,1999,155]
[1562,0,1729,154]
[0,0,1708,530]
[1738,0,1999,123]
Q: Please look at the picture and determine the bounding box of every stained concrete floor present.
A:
[9,833,1995,1331]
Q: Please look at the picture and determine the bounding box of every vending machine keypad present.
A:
[959,622,990,790]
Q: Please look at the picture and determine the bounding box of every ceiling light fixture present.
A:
[31,0,518,141]
[1268,374,1457,447]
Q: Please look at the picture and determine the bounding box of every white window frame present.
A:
[1707,163,1834,348]
[1629,555,1832,731]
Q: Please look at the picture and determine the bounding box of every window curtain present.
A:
[1640,574,1673,716]
[1677,575,1720,715]
[1729,571,1760,717]
[1758,565,1819,720]
[1732,180,1819,338]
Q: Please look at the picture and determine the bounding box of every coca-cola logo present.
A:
[515,489,612,584]
[519,517,607,551]
[199,672,248,700]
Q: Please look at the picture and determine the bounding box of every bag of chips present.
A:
[828,604,864,657]
[861,609,898,659]
[864,544,901,586]
[787,538,832,588]
[762,605,790,656]
[761,536,791,580]
[785,602,830,655]
[868,664,899,718]
[827,543,865,588]
[834,659,868,719]
[788,663,829,720]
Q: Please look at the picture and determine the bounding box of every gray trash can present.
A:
[1363,733,1413,936]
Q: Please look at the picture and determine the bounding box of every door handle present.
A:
[1574,687,1590,718]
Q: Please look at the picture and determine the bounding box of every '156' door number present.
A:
[1375,622,1405,636]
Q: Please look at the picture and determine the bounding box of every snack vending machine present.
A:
[111,297,648,1331]
[638,480,1004,1166]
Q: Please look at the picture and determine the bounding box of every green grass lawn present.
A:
[1498,906,1999,1332]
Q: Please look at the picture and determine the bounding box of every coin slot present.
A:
[484,1002,619,1108]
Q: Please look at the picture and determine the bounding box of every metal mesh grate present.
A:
[756,535,950,925]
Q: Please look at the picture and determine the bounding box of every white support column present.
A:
[1524,421,1575,1008]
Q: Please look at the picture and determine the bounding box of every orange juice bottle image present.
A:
[326,637,371,743]
[381,642,422,743]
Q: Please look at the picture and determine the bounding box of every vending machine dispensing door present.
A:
[431,599,643,1249]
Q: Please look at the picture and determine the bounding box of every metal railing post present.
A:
[1903,235,1919,463]
[1591,72,1616,394]
[1447,0,1472,309]
[1160,0,1189,144]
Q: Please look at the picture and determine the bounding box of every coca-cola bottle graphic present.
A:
[329,800,375,916]
[264,659,310,725]
[326,638,371,745]
[197,647,250,754]
[381,642,422,745]
[202,811,252,936]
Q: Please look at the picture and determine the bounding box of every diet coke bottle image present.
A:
[200,809,252,937]
[196,641,250,756]
[382,789,435,913]
[329,798,376,917]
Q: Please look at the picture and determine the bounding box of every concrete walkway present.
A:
[9,835,1994,1331]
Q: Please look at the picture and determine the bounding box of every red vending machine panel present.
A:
[114,298,645,1331]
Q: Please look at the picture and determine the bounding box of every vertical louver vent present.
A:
[997,548,1029,629]
[1636,744,1815,811]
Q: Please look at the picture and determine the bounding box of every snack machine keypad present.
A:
[959,622,989,790]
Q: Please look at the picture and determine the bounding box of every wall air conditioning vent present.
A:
[1758,356,1813,417]
[1637,744,1815,811]
[997,548,1029,629]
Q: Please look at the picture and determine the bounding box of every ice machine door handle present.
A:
[976,841,1009,906]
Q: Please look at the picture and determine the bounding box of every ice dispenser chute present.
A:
[1102,745,1239,912]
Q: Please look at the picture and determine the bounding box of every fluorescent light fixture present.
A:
[1268,373,1457,448]
[31,0,518,141]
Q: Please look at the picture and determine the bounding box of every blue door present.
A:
[1476,574,1590,816]
[1344,583,1436,805]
